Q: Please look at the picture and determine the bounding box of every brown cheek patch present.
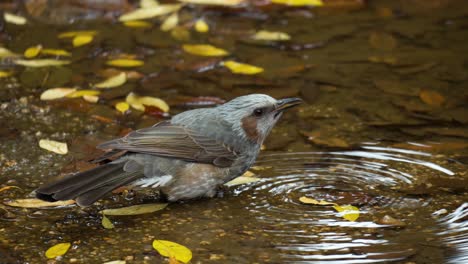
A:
[241,116,259,142]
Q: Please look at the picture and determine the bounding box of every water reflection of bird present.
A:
[36,94,301,206]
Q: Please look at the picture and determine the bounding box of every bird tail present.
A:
[35,163,142,207]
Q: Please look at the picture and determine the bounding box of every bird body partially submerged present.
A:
[35,94,301,206]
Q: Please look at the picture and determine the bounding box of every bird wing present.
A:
[96,121,239,168]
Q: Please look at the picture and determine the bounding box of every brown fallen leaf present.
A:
[299,197,336,205]
[419,90,445,107]
[4,198,75,208]
[101,203,168,216]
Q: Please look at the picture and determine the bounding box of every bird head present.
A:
[217,94,302,144]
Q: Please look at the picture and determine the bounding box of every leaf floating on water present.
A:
[73,35,94,47]
[101,203,168,216]
[24,45,42,58]
[126,92,170,112]
[106,59,144,67]
[0,71,13,78]
[40,88,77,100]
[182,44,229,57]
[115,102,130,113]
[4,198,74,208]
[102,215,115,229]
[14,59,71,67]
[299,197,336,205]
[39,139,68,155]
[252,30,291,41]
[95,72,127,88]
[4,12,27,25]
[41,49,72,57]
[66,90,101,98]
[224,176,261,187]
[161,12,179,32]
[178,0,245,6]
[123,20,153,28]
[271,0,323,6]
[152,240,192,264]
[419,90,445,107]
[119,4,182,21]
[333,204,360,222]
[58,31,98,38]
[45,242,71,259]
[223,60,264,75]
[195,19,209,33]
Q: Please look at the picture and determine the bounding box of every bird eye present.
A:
[253,108,264,117]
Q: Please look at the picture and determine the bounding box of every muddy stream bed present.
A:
[0,0,467,263]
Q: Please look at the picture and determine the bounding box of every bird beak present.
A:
[275,97,302,112]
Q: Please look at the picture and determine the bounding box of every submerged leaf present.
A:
[271,0,323,6]
[419,90,445,107]
[95,72,127,88]
[161,13,179,32]
[299,197,336,205]
[58,31,98,38]
[4,198,74,208]
[73,35,94,47]
[0,47,17,58]
[182,44,229,57]
[24,45,42,58]
[252,30,291,41]
[41,49,72,56]
[39,139,68,155]
[333,204,360,222]
[126,92,170,112]
[224,176,261,187]
[0,71,13,78]
[106,59,144,67]
[0,186,21,193]
[223,60,264,75]
[4,12,27,25]
[119,4,182,21]
[14,59,71,67]
[66,90,101,98]
[83,95,99,103]
[102,215,115,229]
[178,0,244,5]
[115,102,130,113]
[45,243,71,259]
[101,203,168,216]
[152,240,192,264]
[195,19,209,33]
[123,20,153,28]
[40,88,77,100]
[103,261,126,264]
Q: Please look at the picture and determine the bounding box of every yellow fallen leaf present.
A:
[242,170,255,177]
[41,49,72,56]
[126,92,170,112]
[182,44,229,57]
[95,72,127,88]
[4,198,74,208]
[272,0,323,6]
[141,0,160,8]
[119,4,182,21]
[0,186,21,193]
[178,0,244,6]
[106,59,144,67]
[102,215,115,229]
[333,204,360,222]
[39,139,68,155]
[24,45,42,58]
[101,203,168,216]
[66,90,101,98]
[123,20,153,28]
[195,19,209,33]
[115,102,130,113]
[299,197,336,205]
[0,71,13,78]
[45,243,71,259]
[73,35,94,47]
[40,88,77,100]
[161,12,179,32]
[152,240,192,264]
[252,30,291,41]
[83,95,99,103]
[223,60,264,75]
[58,31,98,38]
[4,12,27,25]
[14,59,71,67]
[0,47,17,58]
[224,176,261,187]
